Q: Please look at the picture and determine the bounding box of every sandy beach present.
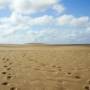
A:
[0,45,90,90]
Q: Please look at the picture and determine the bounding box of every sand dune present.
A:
[0,45,90,90]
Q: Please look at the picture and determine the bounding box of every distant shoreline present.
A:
[0,43,90,47]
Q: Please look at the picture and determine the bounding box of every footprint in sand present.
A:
[74,75,81,79]
[1,58,17,90]
[3,58,10,63]
[23,54,26,57]
[67,72,72,75]
[84,86,90,90]
[57,68,62,71]
[2,58,5,61]
[2,71,7,75]
[54,66,62,72]
[6,58,10,62]
[51,65,57,68]
[52,65,62,69]
[3,65,8,68]
[87,80,90,84]
[10,87,17,90]
[7,67,12,71]
[7,75,12,80]
[66,72,72,77]
[9,62,13,65]
[83,80,90,90]
[1,82,9,86]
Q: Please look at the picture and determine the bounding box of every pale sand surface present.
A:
[0,45,90,90]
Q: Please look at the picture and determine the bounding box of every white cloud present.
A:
[2,27,90,44]
[30,15,54,25]
[0,0,9,9]
[11,0,32,13]
[11,0,60,14]
[0,13,54,37]
[9,13,54,26]
[0,0,65,14]
[0,13,90,42]
[57,15,74,25]
[53,4,65,14]
[71,16,89,28]
[57,15,90,28]
[0,0,90,44]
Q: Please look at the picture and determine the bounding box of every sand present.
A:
[0,45,90,90]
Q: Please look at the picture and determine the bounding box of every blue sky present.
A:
[62,0,90,16]
[0,0,90,44]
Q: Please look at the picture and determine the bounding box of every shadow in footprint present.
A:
[67,72,72,75]
[7,67,11,71]
[74,75,81,79]
[3,59,10,63]
[52,65,57,68]
[2,58,5,61]
[7,75,12,80]
[87,80,90,84]
[6,58,10,62]
[3,65,8,68]
[6,58,9,61]
[84,86,90,90]
[58,68,62,71]
[1,82,8,86]
[9,63,13,65]
[2,71,7,75]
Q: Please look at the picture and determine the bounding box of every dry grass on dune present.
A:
[0,45,90,90]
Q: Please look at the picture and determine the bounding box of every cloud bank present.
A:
[0,0,90,44]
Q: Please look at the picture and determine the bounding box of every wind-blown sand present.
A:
[0,45,90,90]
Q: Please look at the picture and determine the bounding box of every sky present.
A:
[0,0,90,44]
